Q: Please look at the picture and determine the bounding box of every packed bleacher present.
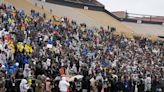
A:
[0,3,164,92]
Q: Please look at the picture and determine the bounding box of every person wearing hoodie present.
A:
[23,64,31,78]
[19,79,30,92]
[59,77,70,92]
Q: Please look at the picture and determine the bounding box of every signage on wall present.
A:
[84,6,88,10]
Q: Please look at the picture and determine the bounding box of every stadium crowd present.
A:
[0,3,164,92]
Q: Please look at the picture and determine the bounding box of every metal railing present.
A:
[126,13,164,23]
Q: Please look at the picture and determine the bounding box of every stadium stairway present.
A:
[27,0,103,28]
[75,8,134,33]
[27,0,135,35]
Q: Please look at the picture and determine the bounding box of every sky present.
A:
[97,0,164,16]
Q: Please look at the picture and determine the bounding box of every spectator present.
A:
[59,77,70,92]
[45,77,52,92]
[96,80,103,92]
[5,76,17,92]
[19,79,30,92]
[145,75,151,92]
[73,78,82,92]
[23,64,31,78]
[0,72,5,92]
[35,75,43,92]
[82,76,90,92]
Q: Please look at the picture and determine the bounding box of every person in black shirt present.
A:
[5,76,17,92]
[137,79,144,92]
[97,79,103,92]
[73,78,82,92]
[129,79,136,92]
[82,76,90,92]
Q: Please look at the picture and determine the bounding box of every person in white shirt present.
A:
[23,64,31,78]
[59,77,70,92]
[71,64,77,74]
[0,28,5,38]
[145,75,151,92]
[19,79,30,92]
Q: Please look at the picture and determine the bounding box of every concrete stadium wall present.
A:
[46,0,121,21]
[46,0,104,11]
[123,22,164,37]
[122,18,163,25]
